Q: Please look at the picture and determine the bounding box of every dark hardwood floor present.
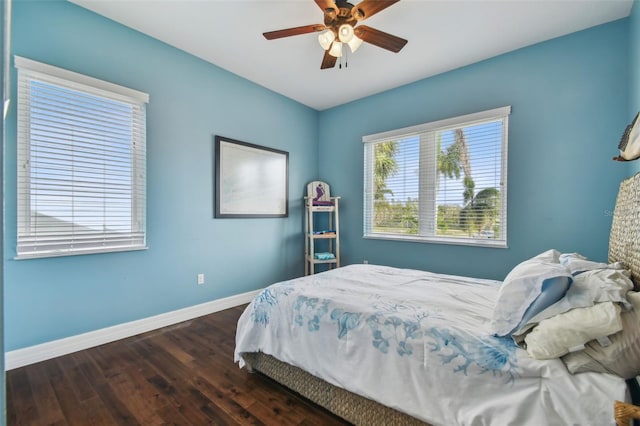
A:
[6,305,351,425]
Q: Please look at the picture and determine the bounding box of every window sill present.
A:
[363,233,508,248]
[14,245,149,260]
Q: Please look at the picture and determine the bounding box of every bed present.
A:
[234,172,640,426]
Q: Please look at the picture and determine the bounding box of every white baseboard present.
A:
[5,289,261,370]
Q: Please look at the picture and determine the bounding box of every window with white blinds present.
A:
[15,56,149,258]
[363,106,510,247]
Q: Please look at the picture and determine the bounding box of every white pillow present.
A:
[562,292,640,379]
[490,249,572,337]
[559,252,624,275]
[512,267,633,337]
[523,302,622,360]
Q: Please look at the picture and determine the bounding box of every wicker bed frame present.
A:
[243,172,640,426]
[243,352,425,425]
[608,172,640,285]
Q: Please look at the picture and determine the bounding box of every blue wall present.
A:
[631,0,640,175]
[318,20,630,280]
[4,0,319,350]
[3,1,637,355]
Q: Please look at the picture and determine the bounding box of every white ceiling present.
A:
[69,0,632,111]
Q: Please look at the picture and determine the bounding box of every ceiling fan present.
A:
[263,0,407,70]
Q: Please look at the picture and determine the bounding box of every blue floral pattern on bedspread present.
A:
[293,296,329,331]
[250,284,294,325]
[250,286,518,382]
[427,327,518,383]
[330,308,362,339]
[367,314,423,356]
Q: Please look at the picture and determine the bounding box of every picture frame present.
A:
[214,135,289,218]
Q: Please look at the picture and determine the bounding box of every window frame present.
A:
[15,56,149,259]
[363,106,511,248]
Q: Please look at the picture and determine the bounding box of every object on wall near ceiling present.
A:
[613,112,640,161]
[263,0,407,70]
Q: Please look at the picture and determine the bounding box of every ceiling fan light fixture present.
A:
[318,30,335,50]
[347,34,363,53]
[338,24,354,43]
[263,0,405,70]
[329,41,343,58]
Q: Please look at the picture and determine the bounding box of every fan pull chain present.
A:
[339,48,348,69]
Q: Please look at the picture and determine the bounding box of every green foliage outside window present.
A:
[372,130,501,239]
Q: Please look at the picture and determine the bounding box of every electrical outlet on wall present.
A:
[197,273,205,285]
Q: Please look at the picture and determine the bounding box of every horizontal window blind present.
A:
[16,57,148,258]
[363,107,510,247]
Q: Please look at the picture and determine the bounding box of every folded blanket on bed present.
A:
[313,252,335,260]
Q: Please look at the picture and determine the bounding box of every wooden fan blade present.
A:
[263,24,326,40]
[314,0,337,13]
[354,25,407,52]
[321,50,337,69]
[352,0,400,21]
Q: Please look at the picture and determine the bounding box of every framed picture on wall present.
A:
[214,135,289,218]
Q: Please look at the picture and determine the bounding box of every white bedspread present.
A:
[234,264,627,426]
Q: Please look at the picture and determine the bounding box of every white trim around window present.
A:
[15,56,149,259]
[363,106,511,248]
